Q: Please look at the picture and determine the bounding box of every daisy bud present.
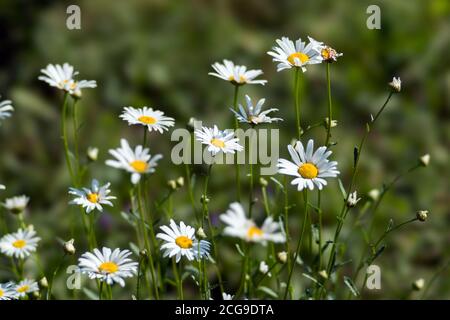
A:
[176,177,185,188]
[324,117,338,129]
[389,77,401,92]
[139,249,148,259]
[321,46,343,63]
[416,210,428,222]
[368,189,380,202]
[412,278,425,291]
[32,291,41,299]
[259,261,271,277]
[87,147,99,162]
[277,251,287,264]
[259,177,268,187]
[318,270,328,279]
[197,227,207,239]
[39,277,49,288]
[347,191,361,208]
[167,179,177,190]
[419,154,430,167]
[63,239,76,255]
[200,195,210,204]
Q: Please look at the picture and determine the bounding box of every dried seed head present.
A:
[347,191,361,208]
[419,154,430,167]
[63,239,76,255]
[416,210,428,222]
[389,77,401,92]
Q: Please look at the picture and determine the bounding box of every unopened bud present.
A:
[324,117,338,129]
[259,177,268,187]
[39,277,49,288]
[318,270,328,279]
[389,77,401,92]
[277,251,287,264]
[419,154,430,167]
[167,180,177,190]
[416,210,428,222]
[63,239,76,255]
[200,195,210,204]
[197,227,207,239]
[87,147,99,162]
[139,249,148,259]
[368,189,380,202]
[176,177,185,188]
[412,278,425,291]
[347,191,361,208]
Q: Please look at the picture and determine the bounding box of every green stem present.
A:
[233,85,241,201]
[72,99,80,184]
[372,92,393,124]
[98,281,104,300]
[47,255,66,300]
[325,63,333,146]
[61,93,75,184]
[294,67,301,140]
[248,128,255,218]
[284,189,308,299]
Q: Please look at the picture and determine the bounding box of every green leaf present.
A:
[385,219,394,232]
[129,242,140,256]
[344,276,360,297]
[82,287,99,300]
[235,243,245,257]
[337,179,347,199]
[257,286,278,299]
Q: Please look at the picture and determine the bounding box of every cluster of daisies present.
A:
[0,35,347,297]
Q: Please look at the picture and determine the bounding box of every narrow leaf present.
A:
[344,276,360,297]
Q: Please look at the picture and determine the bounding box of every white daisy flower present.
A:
[15,279,39,298]
[0,282,18,300]
[156,219,210,263]
[220,202,286,245]
[389,77,401,92]
[119,106,175,133]
[66,79,97,98]
[78,247,138,287]
[0,228,41,259]
[69,179,116,214]
[231,95,282,126]
[38,63,77,90]
[320,45,343,63]
[3,195,30,214]
[209,59,267,85]
[223,292,234,300]
[195,125,243,156]
[267,36,324,72]
[0,97,14,123]
[106,138,162,184]
[277,139,339,191]
[38,63,96,96]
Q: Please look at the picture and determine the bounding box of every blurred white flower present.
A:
[195,125,243,155]
[87,146,99,161]
[156,220,210,263]
[231,95,282,126]
[347,191,361,208]
[106,139,162,184]
[220,202,286,245]
[259,261,271,277]
[0,228,40,259]
[78,247,138,287]
[0,97,14,123]
[15,279,39,298]
[0,282,18,300]
[267,36,324,72]
[120,106,175,133]
[419,154,430,167]
[69,179,116,214]
[0,184,5,191]
[277,139,339,191]
[209,59,267,85]
[3,195,30,214]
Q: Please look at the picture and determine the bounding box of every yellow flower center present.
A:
[321,48,330,60]
[287,52,309,65]
[69,81,77,90]
[98,261,119,274]
[12,239,26,249]
[0,289,4,297]
[130,160,148,173]
[210,138,225,148]
[228,75,246,83]
[138,116,157,125]
[247,226,264,238]
[87,193,99,203]
[175,236,193,249]
[298,163,319,179]
[17,285,29,293]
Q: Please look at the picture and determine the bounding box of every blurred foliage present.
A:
[0,0,448,299]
